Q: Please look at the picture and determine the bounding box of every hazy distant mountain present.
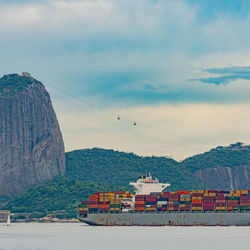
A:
[0,73,65,195]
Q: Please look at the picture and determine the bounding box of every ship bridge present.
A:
[130,173,170,195]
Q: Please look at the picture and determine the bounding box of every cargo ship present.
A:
[78,174,250,226]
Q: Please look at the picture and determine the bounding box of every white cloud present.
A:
[0,0,197,37]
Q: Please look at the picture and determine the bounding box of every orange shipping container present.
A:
[192,200,203,204]
[135,207,145,211]
[89,195,99,200]
[88,205,98,208]
[99,204,109,209]
[135,201,145,205]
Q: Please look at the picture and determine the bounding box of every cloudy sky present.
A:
[1,0,250,160]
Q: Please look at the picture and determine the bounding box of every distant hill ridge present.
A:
[181,142,250,190]
[65,142,250,191]
[66,148,205,191]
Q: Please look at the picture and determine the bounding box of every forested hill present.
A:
[3,143,250,219]
[66,148,205,191]
[181,142,250,190]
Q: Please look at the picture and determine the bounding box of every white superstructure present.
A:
[129,173,170,195]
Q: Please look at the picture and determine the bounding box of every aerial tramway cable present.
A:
[46,83,215,150]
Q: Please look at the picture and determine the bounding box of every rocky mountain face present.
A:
[194,165,250,190]
[181,143,250,190]
[0,73,65,195]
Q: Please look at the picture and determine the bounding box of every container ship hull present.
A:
[78,212,250,226]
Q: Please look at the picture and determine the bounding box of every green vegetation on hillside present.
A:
[1,148,207,218]
[0,74,41,99]
[2,178,129,218]
[181,142,250,173]
[66,148,206,191]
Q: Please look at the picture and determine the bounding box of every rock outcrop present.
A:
[0,73,65,195]
[181,143,250,190]
[194,165,250,190]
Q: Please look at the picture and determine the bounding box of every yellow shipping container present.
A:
[208,193,216,197]
[228,194,240,197]
[240,190,248,194]
[110,208,120,211]
[180,198,191,201]
[216,206,226,210]
[78,207,88,211]
[233,190,241,194]
[192,197,203,200]
[146,207,156,211]
[192,207,202,211]
[192,190,205,194]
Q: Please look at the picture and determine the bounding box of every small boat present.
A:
[6,214,10,226]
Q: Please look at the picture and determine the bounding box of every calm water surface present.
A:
[1,223,250,250]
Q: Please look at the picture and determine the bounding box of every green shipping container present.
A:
[180,201,191,204]
[110,204,120,208]
[240,206,250,210]
[227,197,239,200]
[79,204,88,208]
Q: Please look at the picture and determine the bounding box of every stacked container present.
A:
[157,192,169,211]
[180,192,191,211]
[78,201,88,215]
[215,193,227,211]
[79,189,250,215]
[191,191,203,211]
[134,195,146,212]
[145,195,157,212]
[240,191,250,211]
[168,193,179,211]
[99,193,112,212]
[110,197,121,212]
[88,195,99,213]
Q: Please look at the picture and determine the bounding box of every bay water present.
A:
[1,223,250,250]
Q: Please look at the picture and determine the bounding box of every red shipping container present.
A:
[99,208,109,211]
[203,207,214,211]
[192,203,202,207]
[134,204,145,207]
[192,193,204,197]
[162,192,170,195]
[89,201,99,205]
[208,190,218,193]
[169,198,179,202]
[99,201,109,204]
[240,202,250,206]
[169,194,180,198]
[240,196,250,200]
[114,191,126,194]
[146,198,157,202]
[81,201,89,204]
[89,195,99,200]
